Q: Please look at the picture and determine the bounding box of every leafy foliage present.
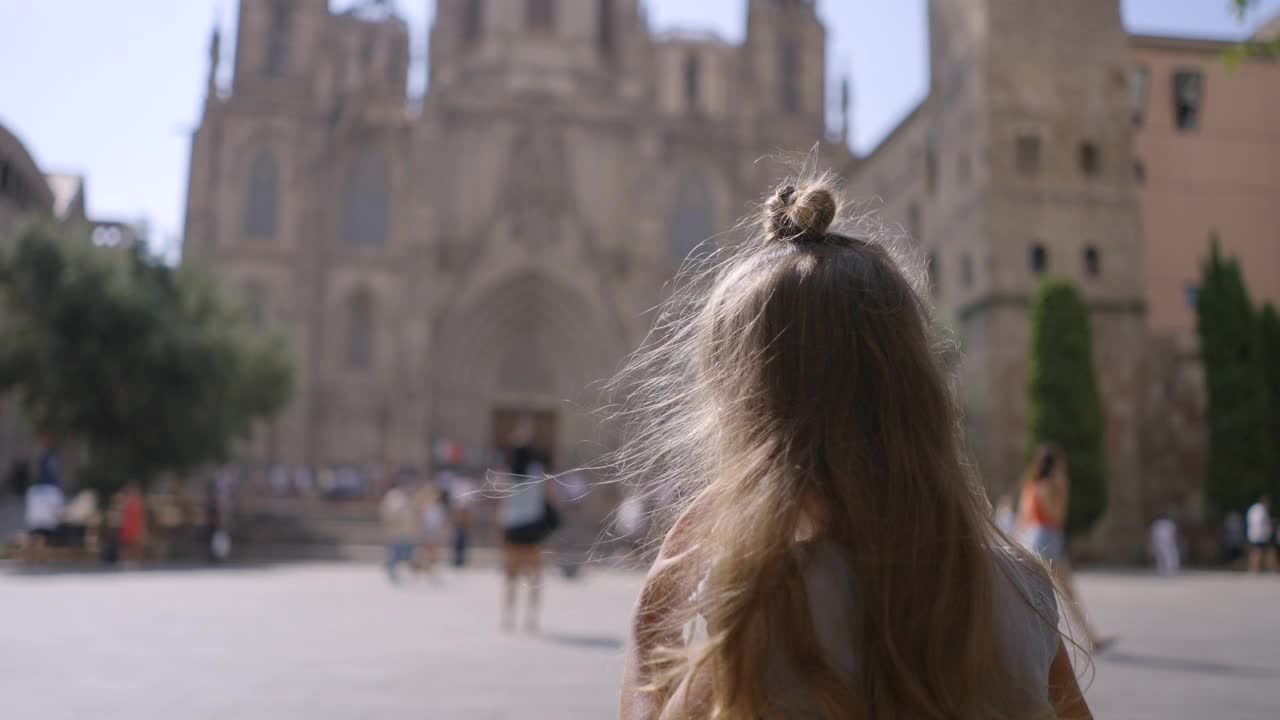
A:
[1260,302,1280,499]
[0,219,293,492]
[1026,279,1107,536]
[1226,0,1280,71]
[1195,237,1273,515]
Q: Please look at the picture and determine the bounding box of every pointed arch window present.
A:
[1031,243,1049,275]
[527,0,556,32]
[670,171,716,262]
[1084,245,1101,278]
[264,0,293,77]
[463,0,484,43]
[598,0,615,56]
[343,148,390,248]
[684,52,701,113]
[346,291,375,371]
[244,151,279,238]
[780,40,802,114]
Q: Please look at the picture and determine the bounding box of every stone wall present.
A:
[1139,333,1207,523]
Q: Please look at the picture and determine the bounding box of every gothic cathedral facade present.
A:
[183,0,847,475]
[186,0,1151,551]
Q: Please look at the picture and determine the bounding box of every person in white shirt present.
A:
[1246,497,1276,574]
[25,481,65,538]
[1150,515,1180,576]
[615,493,647,556]
[22,483,65,564]
[380,482,420,583]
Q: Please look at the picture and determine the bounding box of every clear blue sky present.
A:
[1,0,1276,259]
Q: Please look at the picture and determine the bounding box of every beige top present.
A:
[687,542,1060,718]
[379,488,420,543]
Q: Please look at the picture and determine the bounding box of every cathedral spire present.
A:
[206,9,222,101]
[840,72,852,145]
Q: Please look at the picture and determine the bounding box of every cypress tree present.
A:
[1259,302,1280,499]
[1196,237,1272,515]
[1027,278,1107,536]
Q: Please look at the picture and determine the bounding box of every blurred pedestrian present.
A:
[206,476,232,563]
[615,492,646,556]
[1246,496,1275,574]
[414,479,447,579]
[496,424,559,634]
[1016,444,1110,651]
[22,437,65,559]
[61,489,97,548]
[270,464,289,496]
[117,481,148,564]
[293,466,314,498]
[447,473,476,568]
[1223,511,1245,568]
[379,481,419,584]
[619,180,1090,719]
[1150,514,1180,576]
[993,494,1016,534]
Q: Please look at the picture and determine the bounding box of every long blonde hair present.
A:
[611,175,1059,718]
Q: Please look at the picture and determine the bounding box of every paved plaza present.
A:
[1,562,1277,719]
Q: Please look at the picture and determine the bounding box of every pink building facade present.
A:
[1132,33,1280,337]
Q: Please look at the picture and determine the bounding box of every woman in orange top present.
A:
[118,482,148,562]
[1017,444,1109,651]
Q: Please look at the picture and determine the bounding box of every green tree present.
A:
[1026,279,1107,537]
[1260,302,1280,496]
[0,219,293,492]
[1196,237,1272,515]
[1226,0,1280,69]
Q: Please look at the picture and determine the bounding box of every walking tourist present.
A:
[615,492,647,557]
[447,473,476,568]
[1016,444,1110,652]
[414,479,448,578]
[994,494,1017,534]
[1150,514,1180,576]
[117,481,148,563]
[379,480,419,584]
[1246,496,1275,574]
[617,179,1091,719]
[60,489,97,548]
[1223,511,1245,568]
[206,476,232,562]
[496,425,559,634]
[22,438,65,559]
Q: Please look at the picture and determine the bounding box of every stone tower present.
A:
[927,0,1146,549]
[742,0,828,144]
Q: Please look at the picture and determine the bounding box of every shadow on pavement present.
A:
[1102,651,1276,679]
[541,631,625,651]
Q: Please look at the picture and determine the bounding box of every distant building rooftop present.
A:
[1253,13,1280,40]
[655,29,731,46]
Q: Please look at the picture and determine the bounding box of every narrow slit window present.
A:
[1016,134,1041,176]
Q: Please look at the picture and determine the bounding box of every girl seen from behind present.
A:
[616,177,1092,719]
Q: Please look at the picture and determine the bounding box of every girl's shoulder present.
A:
[987,544,1061,671]
[989,544,1057,616]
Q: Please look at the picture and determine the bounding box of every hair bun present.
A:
[764,182,838,244]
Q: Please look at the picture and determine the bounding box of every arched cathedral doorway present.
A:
[430,273,625,473]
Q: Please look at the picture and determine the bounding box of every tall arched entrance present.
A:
[430,272,625,472]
